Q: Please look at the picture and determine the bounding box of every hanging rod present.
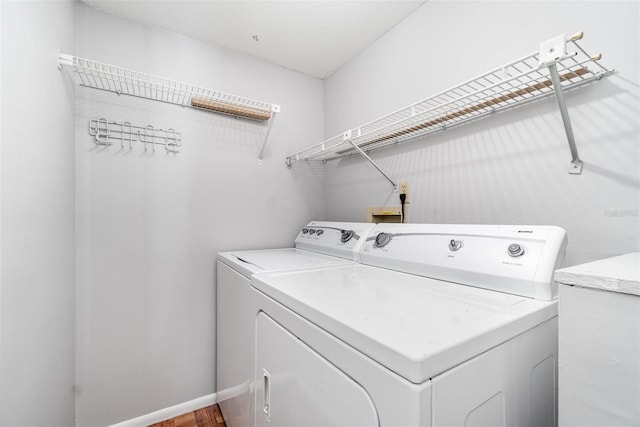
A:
[59,53,280,162]
[285,31,613,185]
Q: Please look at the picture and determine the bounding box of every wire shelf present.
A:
[59,54,280,121]
[285,33,613,166]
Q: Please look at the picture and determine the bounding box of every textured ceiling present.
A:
[80,0,426,79]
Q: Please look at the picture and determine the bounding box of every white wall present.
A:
[323,1,640,266]
[74,4,324,425]
[0,1,76,425]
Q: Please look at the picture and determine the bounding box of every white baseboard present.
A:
[109,393,218,427]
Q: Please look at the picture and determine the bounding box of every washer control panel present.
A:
[295,221,376,261]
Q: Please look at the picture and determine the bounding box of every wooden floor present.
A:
[149,404,226,427]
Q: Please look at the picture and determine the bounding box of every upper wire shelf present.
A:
[58,53,280,121]
[285,32,613,169]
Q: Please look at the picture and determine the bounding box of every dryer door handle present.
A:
[262,368,271,421]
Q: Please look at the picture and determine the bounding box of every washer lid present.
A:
[218,248,352,277]
[252,264,557,384]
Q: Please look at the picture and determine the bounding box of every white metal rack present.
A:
[89,118,182,153]
[286,32,613,185]
[59,53,280,163]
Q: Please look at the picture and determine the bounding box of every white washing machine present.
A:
[216,221,376,427]
[251,223,567,427]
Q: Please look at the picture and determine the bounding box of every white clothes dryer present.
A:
[216,221,375,427]
[251,223,567,427]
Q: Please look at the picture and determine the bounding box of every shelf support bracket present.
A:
[58,52,74,70]
[257,105,280,165]
[540,34,584,174]
[345,134,397,190]
[548,63,583,174]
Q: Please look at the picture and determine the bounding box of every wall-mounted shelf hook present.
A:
[88,118,181,154]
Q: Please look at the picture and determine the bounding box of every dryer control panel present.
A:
[360,223,567,300]
[295,221,376,261]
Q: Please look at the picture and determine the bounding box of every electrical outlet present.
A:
[399,181,409,203]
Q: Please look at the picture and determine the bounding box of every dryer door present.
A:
[256,312,379,427]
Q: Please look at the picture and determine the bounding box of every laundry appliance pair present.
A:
[218,221,567,427]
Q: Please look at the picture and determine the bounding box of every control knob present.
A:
[448,239,463,251]
[508,243,524,257]
[341,230,354,243]
[309,229,316,235]
[316,229,324,236]
[302,228,309,234]
[374,232,391,248]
